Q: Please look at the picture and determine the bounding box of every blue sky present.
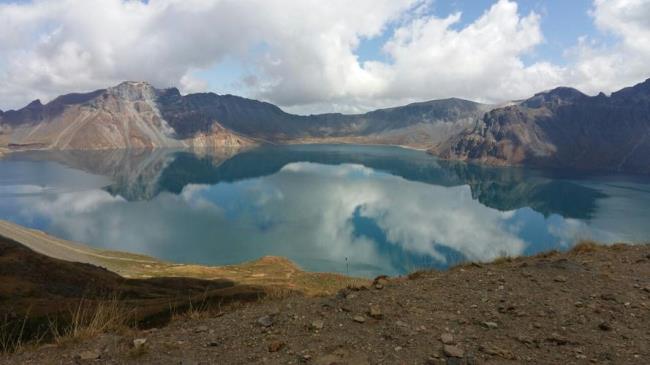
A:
[0,0,648,113]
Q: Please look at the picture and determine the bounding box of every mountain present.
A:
[0,82,253,150]
[0,81,488,152]
[3,79,650,174]
[433,79,650,174]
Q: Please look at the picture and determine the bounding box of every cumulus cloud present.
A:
[0,0,649,113]
[563,0,650,94]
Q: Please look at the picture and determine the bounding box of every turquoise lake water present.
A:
[1,144,649,277]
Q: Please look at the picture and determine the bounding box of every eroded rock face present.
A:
[432,79,650,174]
[0,81,254,151]
[0,81,490,152]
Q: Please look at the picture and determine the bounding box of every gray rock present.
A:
[368,305,383,319]
[78,350,101,361]
[310,320,324,330]
[440,333,455,345]
[257,315,274,328]
[443,344,464,358]
[482,321,498,329]
[554,275,568,283]
[133,338,147,349]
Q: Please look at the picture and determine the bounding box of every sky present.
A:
[0,0,649,114]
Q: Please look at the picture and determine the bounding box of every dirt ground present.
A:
[3,243,649,365]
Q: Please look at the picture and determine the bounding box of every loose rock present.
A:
[78,350,101,361]
[257,315,274,328]
[443,344,464,358]
[554,275,568,283]
[440,333,455,345]
[310,320,324,330]
[368,305,383,319]
[133,338,147,349]
[268,341,286,352]
[482,321,498,329]
[353,315,366,323]
[599,321,612,331]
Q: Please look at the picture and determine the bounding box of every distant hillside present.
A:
[433,79,650,174]
[2,79,650,173]
[0,81,487,152]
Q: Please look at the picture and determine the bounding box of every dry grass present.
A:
[0,312,29,353]
[48,297,134,346]
[570,240,600,254]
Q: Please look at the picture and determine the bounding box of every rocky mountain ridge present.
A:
[433,79,650,174]
[0,81,489,152]
[2,79,650,173]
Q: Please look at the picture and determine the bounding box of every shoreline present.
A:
[0,220,367,296]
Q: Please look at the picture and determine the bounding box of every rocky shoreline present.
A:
[2,241,648,364]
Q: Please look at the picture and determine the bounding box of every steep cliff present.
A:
[433,79,650,174]
[0,82,253,151]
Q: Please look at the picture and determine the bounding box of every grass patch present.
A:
[0,312,30,353]
[48,297,135,346]
[570,241,600,254]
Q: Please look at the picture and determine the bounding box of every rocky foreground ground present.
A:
[3,243,650,365]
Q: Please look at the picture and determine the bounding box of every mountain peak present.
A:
[522,87,587,108]
[26,99,43,108]
[107,81,157,101]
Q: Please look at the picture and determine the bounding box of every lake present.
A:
[1,144,649,277]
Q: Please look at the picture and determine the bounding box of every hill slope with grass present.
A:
[2,237,648,364]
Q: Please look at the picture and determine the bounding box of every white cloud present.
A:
[0,0,649,114]
[563,0,650,94]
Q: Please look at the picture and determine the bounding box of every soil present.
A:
[3,243,649,364]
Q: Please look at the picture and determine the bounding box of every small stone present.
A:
[257,315,274,328]
[426,358,446,365]
[353,315,366,323]
[554,275,568,283]
[515,335,533,345]
[368,305,383,319]
[394,346,402,351]
[268,341,286,352]
[310,320,324,330]
[480,345,515,359]
[547,333,568,345]
[195,325,208,333]
[374,283,384,290]
[574,301,584,308]
[133,338,147,349]
[440,333,455,345]
[207,341,219,347]
[600,293,617,301]
[482,321,498,329]
[395,320,408,327]
[443,344,464,358]
[372,275,389,287]
[79,350,101,361]
[598,321,612,331]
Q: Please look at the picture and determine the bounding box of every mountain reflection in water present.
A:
[1,145,649,277]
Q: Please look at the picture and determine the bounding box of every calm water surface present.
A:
[1,145,649,277]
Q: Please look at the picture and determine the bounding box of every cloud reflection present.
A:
[1,148,650,277]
